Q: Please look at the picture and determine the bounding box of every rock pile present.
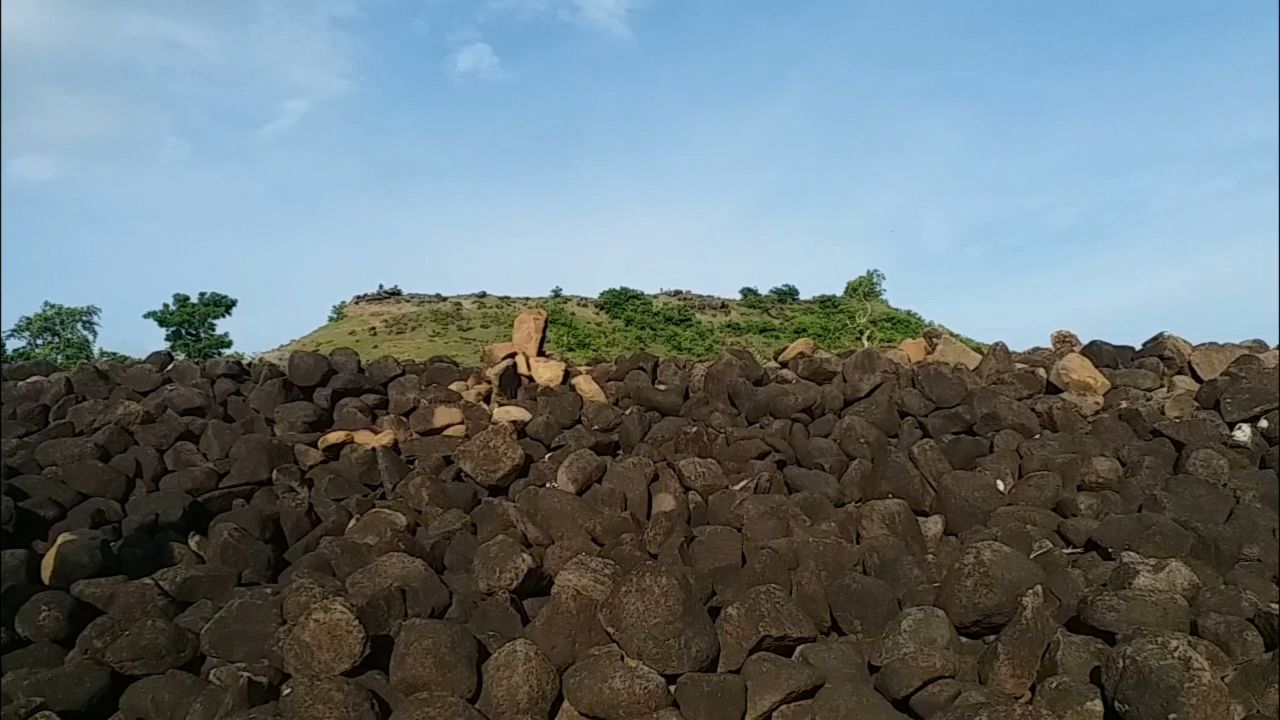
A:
[1,317,1277,720]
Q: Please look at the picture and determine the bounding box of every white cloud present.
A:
[485,0,639,36]
[6,153,57,183]
[1,0,363,175]
[452,41,502,79]
[564,0,636,36]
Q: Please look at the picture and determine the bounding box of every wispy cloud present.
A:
[485,0,640,36]
[452,41,503,80]
[1,0,363,176]
[564,0,636,36]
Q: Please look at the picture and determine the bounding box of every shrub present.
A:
[550,286,564,299]
[767,284,800,303]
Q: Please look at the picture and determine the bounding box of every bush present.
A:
[767,284,800,303]
[550,286,564,299]
[597,287,650,321]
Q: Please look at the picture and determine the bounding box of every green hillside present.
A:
[276,275,971,364]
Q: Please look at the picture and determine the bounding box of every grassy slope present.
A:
[278,292,961,364]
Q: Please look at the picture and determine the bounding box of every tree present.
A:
[550,286,564,299]
[329,301,348,323]
[843,269,886,303]
[739,286,761,299]
[144,291,238,360]
[767,284,800,303]
[3,301,102,367]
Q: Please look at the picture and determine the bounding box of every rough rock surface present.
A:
[0,330,1276,719]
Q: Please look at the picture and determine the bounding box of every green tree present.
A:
[767,284,800,303]
[3,301,102,367]
[329,301,348,323]
[550,286,564,299]
[843,269,886,303]
[739,286,761,300]
[144,291,238,360]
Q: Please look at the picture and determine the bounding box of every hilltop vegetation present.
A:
[280,270,976,364]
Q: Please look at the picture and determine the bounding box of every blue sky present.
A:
[2,0,1277,356]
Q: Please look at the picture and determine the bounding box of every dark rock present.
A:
[599,560,719,674]
[279,675,380,720]
[390,618,480,699]
[1102,633,1232,720]
[455,422,526,489]
[476,638,560,720]
[13,590,79,643]
[937,541,1046,636]
[562,644,673,720]
[675,672,747,720]
[716,583,818,672]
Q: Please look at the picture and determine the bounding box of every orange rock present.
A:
[928,336,983,370]
[1049,352,1111,396]
[492,405,534,424]
[512,309,548,358]
[898,338,930,364]
[515,352,532,378]
[528,357,566,387]
[777,338,816,364]
[570,374,608,404]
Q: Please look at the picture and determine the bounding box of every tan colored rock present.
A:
[1189,343,1248,381]
[351,429,397,448]
[1164,394,1198,419]
[448,380,470,394]
[512,309,548,358]
[441,424,468,438]
[777,338,817,364]
[528,357,566,387]
[928,336,983,370]
[515,352,532,378]
[1060,392,1105,416]
[1049,352,1111,396]
[1051,330,1083,353]
[570,375,608,404]
[898,338,930,364]
[41,532,76,585]
[484,342,519,366]
[461,387,489,404]
[492,405,534,424]
[1259,349,1278,368]
[319,430,355,451]
[425,405,465,432]
[1168,375,1200,396]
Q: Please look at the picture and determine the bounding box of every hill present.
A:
[274,276,976,365]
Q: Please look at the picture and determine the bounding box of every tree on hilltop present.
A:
[144,291,238,360]
[2,301,102,367]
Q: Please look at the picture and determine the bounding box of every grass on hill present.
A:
[278,278,976,365]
